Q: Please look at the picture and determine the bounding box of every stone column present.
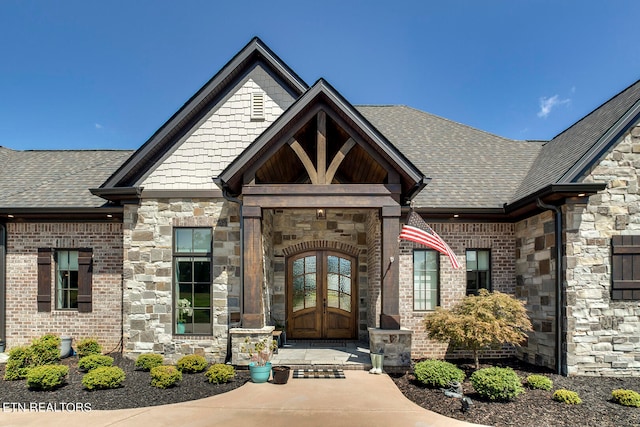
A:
[242,206,264,328]
[380,205,401,329]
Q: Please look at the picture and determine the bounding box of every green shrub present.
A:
[26,365,69,390]
[76,338,102,358]
[82,366,126,390]
[176,354,207,373]
[611,389,640,407]
[135,353,164,371]
[413,359,465,388]
[3,346,32,380]
[470,367,524,401]
[205,364,236,384]
[78,354,114,372]
[525,374,553,391]
[553,389,582,405]
[29,334,60,366]
[150,365,182,389]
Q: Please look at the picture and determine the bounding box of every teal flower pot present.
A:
[249,362,272,383]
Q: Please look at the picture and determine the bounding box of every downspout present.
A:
[536,199,565,376]
[0,223,5,348]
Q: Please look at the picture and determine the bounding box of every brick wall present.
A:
[399,222,516,360]
[5,222,123,352]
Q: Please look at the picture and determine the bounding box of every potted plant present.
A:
[176,298,193,334]
[242,337,278,383]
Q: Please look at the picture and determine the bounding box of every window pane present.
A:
[176,229,193,252]
[293,259,304,276]
[193,260,211,283]
[340,294,351,312]
[179,284,191,302]
[340,258,351,276]
[340,276,350,295]
[328,256,338,274]
[68,271,78,289]
[192,229,212,253]
[69,290,78,309]
[293,290,304,312]
[194,283,210,308]
[328,273,339,291]
[478,250,489,271]
[68,251,78,270]
[176,259,192,282]
[327,289,339,308]
[414,250,438,310]
[193,308,211,325]
[306,256,316,273]
[466,250,477,271]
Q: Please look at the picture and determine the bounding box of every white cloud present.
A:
[537,95,571,118]
[95,123,103,129]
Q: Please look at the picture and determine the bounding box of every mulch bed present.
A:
[0,353,250,410]
[391,358,640,427]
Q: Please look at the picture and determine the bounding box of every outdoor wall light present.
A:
[316,208,326,219]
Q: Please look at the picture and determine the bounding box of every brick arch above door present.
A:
[282,240,362,258]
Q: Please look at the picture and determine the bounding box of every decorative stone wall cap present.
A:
[368,327,413,335]
[229,326,275,334]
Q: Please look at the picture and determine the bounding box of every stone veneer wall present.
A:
[5,223,123,351]
[562,124,640,376]
[514,210,558,370]
[270,209,370,341]
[123,199,240,363]
[400,222,516,360]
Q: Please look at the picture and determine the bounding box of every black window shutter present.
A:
[37,248,52,312]
[611,235,640,300]
[77,248,93,312]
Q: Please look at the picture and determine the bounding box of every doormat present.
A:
[293,369,346,379]
[309,341,347,348]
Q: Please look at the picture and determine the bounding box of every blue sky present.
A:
[1,0,639,150]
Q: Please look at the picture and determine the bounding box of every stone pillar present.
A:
[242,206,264,328]
[380,205,401,329]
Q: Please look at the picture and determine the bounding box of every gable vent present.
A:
[251,91,265,121]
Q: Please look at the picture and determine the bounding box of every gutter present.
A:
[536,198,565,376]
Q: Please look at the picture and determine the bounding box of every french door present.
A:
[286,250,356,339]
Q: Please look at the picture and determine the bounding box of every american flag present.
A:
[399,211,461,269]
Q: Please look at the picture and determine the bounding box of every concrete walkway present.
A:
[1,370,488,427]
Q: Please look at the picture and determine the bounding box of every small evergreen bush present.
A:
[3,346,32,380]
[525,374,553,390]
[553,389,582,405]
[413,359,465,388]
[26,365,69,390]
[76,338,102,358]
[78,354,114,372]
[205,364,236,384]
[29,334,60,366]
[82,366,126,390]
[135,353,164,371]
[611,389,640,407]
[150,365,182,389]
[470,367,524,401]
[176,354,208,373]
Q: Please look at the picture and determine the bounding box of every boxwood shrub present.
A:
[150,365,182,389]
[525,374,553,391]
[26,365,69,390]
[76,338,102,359]
[553,389,582,404]
[29,334,60,366]
[82,366,126,390]
[205,364,236,384]
[470,367,524,401]
[176,354,207,373]
[611,389,640,407]
[135,353,164,371]
[3,346,32,380]
[413,359,465,388]
[78,354,114,372]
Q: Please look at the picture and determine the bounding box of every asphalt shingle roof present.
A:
[0,148,133,208]
[357,106,542,209]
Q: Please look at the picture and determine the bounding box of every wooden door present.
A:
[287,250,356,339]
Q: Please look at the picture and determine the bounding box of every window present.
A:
[611,235,640,300]
[37,248,92,312]
[466,249,491,295]
[413,250,439,310]
[174,228,212,335]
[56,250,78,309]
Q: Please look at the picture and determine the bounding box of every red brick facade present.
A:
[4,223,123,351]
